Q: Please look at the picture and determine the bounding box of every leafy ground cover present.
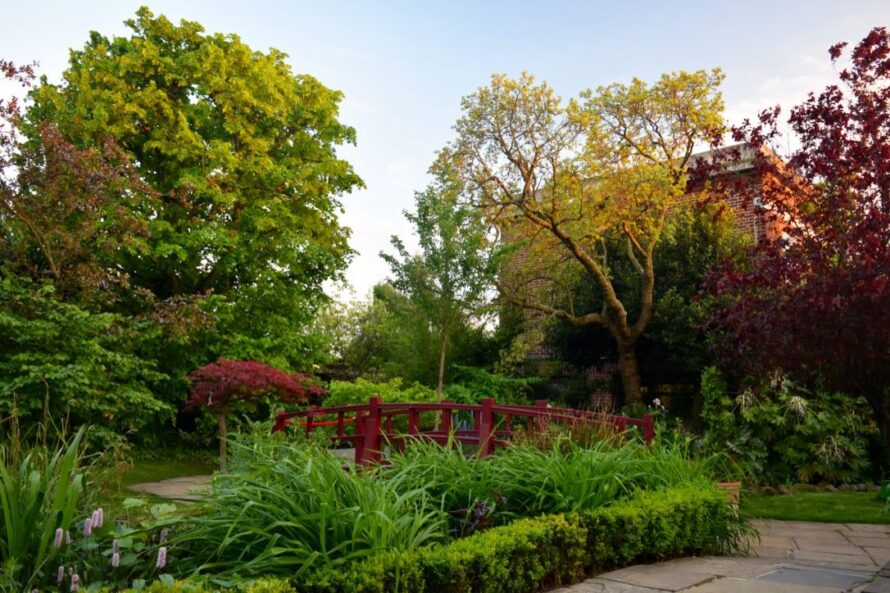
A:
[742,491,890,524]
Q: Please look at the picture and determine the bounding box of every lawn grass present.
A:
[742,491,890,524]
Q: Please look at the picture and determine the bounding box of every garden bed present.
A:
[116,485,745,593]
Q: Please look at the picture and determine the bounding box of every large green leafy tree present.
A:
[381,165,498,395]
[339,283,496,387]
[25,9,362,396]
[1,61,167,442]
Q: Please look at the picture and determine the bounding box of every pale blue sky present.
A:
[5,1,889,297]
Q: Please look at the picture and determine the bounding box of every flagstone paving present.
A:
[127,475,212,501]
[550,520,890,593]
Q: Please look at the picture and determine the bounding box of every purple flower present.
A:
[156,546,167,569]
[96,507,104,527]
[112,539,120,553]
[57,565,65,583]
[65,530,72,545]
[112,552,120,568]
[82,517,92,537]
[70,573,79,592]
[54,527,64,548]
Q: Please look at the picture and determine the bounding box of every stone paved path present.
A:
[127,475,212,501]
[551,520,890,593]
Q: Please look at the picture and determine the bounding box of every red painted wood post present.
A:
[643,414,655,445]
[360,396,382,465]
[479,397,495,457]
[408,406,419,435]
[306,406,315,438]
[441,399,452,442]
[336,412,345,440]
[354,411,365,463]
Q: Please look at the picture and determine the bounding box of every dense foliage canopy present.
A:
[1,9,361,441]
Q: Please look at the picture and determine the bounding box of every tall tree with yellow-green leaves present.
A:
[23,8,363,403]
[445,71,724,406]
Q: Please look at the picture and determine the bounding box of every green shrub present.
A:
[699,367,875,484]
[443,366,537,404]
[416,513,586,593]
[293,513,586,593]
[0,276,170,447]
[580,485,746,571]
[323,378,437,407]
[302,484,743,593]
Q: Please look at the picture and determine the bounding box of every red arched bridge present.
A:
[273,397,655,465]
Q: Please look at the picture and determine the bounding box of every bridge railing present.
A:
[272,397,654,465]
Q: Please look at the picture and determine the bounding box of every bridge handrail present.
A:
[272,396,654,465]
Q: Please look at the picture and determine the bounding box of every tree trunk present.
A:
[437,333,447,397]
[434,333,447,431]
[216,412,228,473]
[617,341,644,407]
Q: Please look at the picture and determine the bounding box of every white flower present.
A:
[156,546,167,569]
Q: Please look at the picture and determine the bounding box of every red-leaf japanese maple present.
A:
[186,359,325,470]
[706,27,890,457]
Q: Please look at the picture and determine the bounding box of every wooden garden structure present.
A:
[272,397,654,465]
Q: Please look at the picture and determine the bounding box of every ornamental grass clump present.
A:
[0,428,86,591]
[168,442,448,579]
[380,436,719,533]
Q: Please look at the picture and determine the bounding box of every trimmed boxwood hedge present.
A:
[118,484,745,593]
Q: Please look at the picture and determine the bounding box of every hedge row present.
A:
[121,485,746,593]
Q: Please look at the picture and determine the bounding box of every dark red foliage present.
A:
[0,60,35,161]
[705,27,890,452]
[185,359,326,414]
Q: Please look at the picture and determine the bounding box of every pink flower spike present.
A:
[112,539,120,553]
[112,552,120,568]
[54,527,64,548]
[57,565,65,583]
[65,530,72,545]
[70,573,79,592]
[83,517,92,537]
[156,546,167,569]
[97,507,104,527]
